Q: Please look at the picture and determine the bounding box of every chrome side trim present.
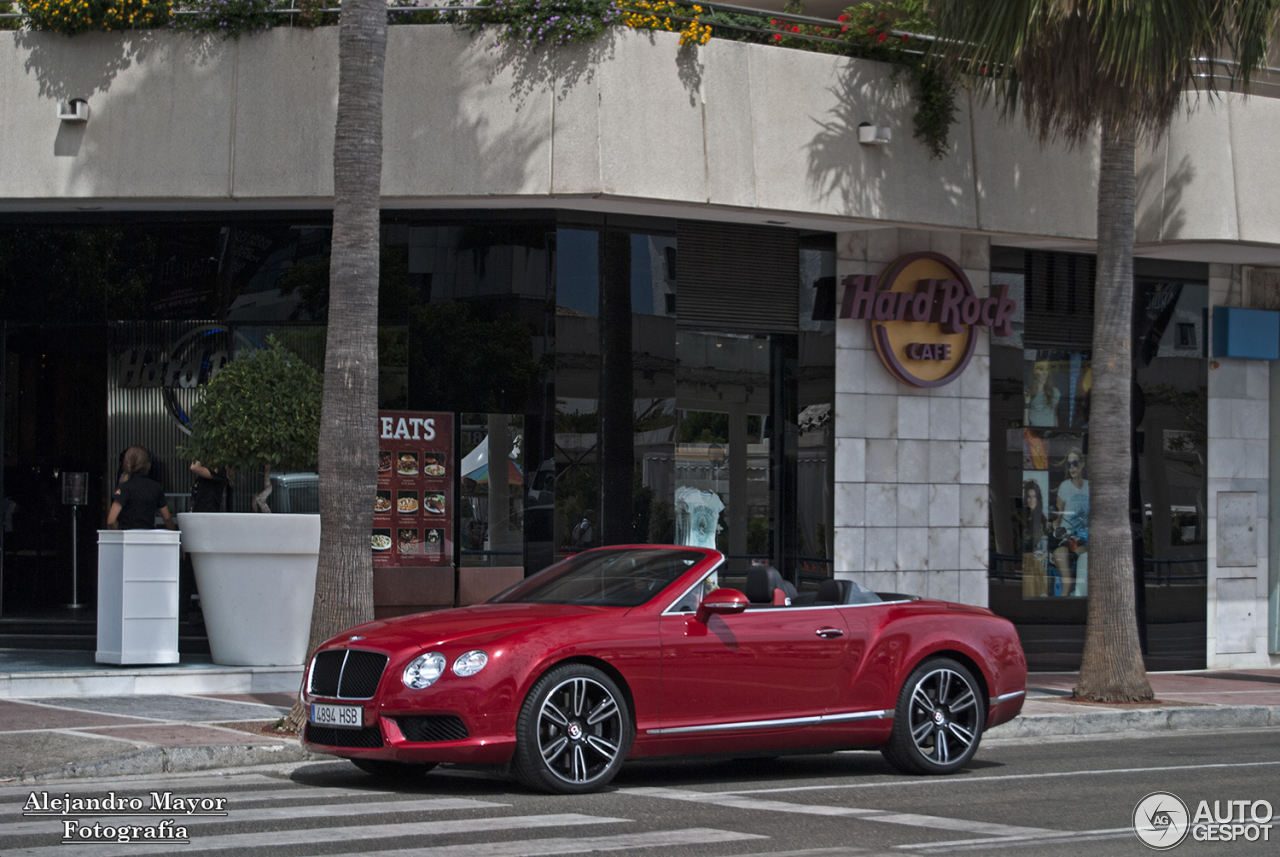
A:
[645,708,892,736]
[993,690,1026,704]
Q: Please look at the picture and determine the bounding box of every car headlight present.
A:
[452,650,488,677]
[403,652,447,689]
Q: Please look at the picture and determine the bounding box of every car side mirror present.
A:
[695,588,749,623]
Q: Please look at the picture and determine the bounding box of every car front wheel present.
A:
[881,657,985,775]
[511,663,633,794]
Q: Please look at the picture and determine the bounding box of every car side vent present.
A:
[310,650,389,699]
[396,715,469,743]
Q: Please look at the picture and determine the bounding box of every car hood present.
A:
[325,602,620,654]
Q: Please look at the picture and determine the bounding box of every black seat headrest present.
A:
[815,578,851,604]
[745,567,772,603]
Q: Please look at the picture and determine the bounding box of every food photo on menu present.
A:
[378,450,394,473]
[397,452,419,476]
[398,528,420,554]
[397,490,419,514]
[423,454,446,477]
[425,493,446,514]
[371,529,392,551]
[374,490,392,514]
[425,528,443,555]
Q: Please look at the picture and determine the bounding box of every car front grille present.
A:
[305,723,385,749]
[396,715,469,743]
[309,649,389,699]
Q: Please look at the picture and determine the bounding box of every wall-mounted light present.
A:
[858,122,891,145]
[58,99,90,123]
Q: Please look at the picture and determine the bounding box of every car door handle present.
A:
[815,628,844,639]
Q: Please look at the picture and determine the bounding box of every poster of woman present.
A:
[1021,473,1051,597]
[1050,448,1089,597]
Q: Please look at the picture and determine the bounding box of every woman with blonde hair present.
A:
[1024,361,1061,427]
[1051,448,1088,596]
[107,447,177,531]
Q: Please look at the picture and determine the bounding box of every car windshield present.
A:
[490,548,704,607]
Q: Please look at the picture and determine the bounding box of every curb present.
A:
[13,741,322,784]
[986,704,1280,740]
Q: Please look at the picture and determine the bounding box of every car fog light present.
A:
[453,650,488,677]
[403,652,446,689]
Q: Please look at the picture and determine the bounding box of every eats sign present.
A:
[374,410,453,568]
[840,252,1016,388]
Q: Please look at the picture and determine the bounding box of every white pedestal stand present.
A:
[96,529,182,665]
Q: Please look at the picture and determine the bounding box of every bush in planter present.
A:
[180,336,322,513]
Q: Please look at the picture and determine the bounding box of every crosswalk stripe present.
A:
[2,797,505,837]
[321,828,768,857]
[0,773,289,800]
[626,787,1054,838]
[894,827,1133,852]
[6,812,629,857]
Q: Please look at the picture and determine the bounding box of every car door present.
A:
[658,602,853,732]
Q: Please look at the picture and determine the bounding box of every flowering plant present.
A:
[622,2,711,48]
[23,0,171,35]
[460,0,621,48]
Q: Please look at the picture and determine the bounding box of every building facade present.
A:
[1,25,1277,669]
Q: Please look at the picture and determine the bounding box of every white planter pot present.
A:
[178,512,320,666]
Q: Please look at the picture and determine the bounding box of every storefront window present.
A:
[989,248,1208,669]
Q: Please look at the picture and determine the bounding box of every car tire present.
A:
[511,663,634,794]
[350,758,437,779]
[881,657,985,775]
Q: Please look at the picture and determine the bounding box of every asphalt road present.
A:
[0,728,1276,856]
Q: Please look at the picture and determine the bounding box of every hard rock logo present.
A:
[839,252,1016,388]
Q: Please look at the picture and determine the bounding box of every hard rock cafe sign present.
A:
[839,252,1017,388]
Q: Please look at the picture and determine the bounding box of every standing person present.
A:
[107,446,177,531]
[1024,361,1061,427]
[189,461,230,513]
[572,510,595,550]
[1052,448,1089,597]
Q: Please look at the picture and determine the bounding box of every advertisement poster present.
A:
[1019,428,1089,598]
[373,410,453,567]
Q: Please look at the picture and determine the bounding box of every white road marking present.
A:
[701,757,1280,795]
[895,827,1133,852]
[323,828,767,857]
[626,787,1053,837]
[4,812,627,856]
[2,797,505,836]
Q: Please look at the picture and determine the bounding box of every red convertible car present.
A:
[301,546,1026,793]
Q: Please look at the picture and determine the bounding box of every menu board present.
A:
[374,410,453,567]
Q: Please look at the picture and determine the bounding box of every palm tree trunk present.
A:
[283,0,386,733]
[1073,116,1153,703]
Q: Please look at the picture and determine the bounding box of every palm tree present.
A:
[284,0,387,732]
[930,0,1275,701]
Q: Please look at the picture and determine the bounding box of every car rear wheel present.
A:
[881,657,985,775]
[350,759,437,779]
[511,663,633,794]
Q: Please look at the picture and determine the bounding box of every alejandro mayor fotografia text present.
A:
[24,790,229,843]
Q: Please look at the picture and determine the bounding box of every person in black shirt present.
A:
[107,447,177,531]
[189,461,230,513]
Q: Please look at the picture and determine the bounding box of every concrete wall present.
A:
[3,26,1274,246]
[832,227,991,605]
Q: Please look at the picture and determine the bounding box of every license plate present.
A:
[310,703,363,729]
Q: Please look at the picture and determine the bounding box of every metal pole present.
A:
[66,506,85,609]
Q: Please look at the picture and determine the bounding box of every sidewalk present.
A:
[1,650,1278,784]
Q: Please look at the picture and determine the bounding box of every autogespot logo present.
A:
[1134,792,1190,850]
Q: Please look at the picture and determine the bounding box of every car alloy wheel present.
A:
[512,663,633,794]
[882,657,985,775]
